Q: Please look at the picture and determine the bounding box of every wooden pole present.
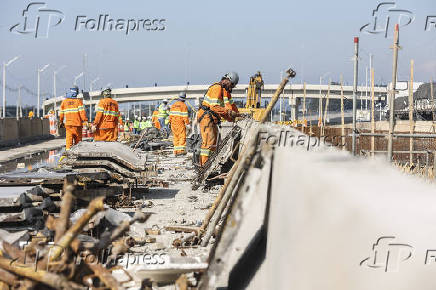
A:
[431,79,435,121]
[371,68,375,157]
[323,79,331,131]
[303,82,307,126]
[318,87,323,128]
[409,60,414,164]
[340,75,345,151]
[387,24,400,162]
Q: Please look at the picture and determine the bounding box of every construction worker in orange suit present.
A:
[169,92,190,155]
[197,72,240,165]
[92,88,120,141]
[59,87,88,150]
[152,110,161,129]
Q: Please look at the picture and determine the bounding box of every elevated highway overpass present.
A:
[43,83,387,119]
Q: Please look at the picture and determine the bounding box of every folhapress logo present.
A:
[360,236,413,272]
[360,2,414,38]
[9,2,167,38]
[9,2,65,39]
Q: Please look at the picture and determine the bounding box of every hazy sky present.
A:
[1,0,435,105]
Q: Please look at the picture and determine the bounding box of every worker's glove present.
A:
[58,122,65,129]
[90,124,97,133]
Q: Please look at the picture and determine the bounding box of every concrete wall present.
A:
[0,118,51,147]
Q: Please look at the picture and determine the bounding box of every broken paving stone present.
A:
[0,229,29,246]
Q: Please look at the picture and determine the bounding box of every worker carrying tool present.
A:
[92,88,120,142]
[169,92,190,155]
[157,99,170,135]
[152,110,161,129]
[197,72,240,165]
[59,87,88,150]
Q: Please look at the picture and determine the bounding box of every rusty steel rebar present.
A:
[55,178,76,243]
[95,210,149,251]
[0,255,82,289]
[87,263,121,290]
[49,196,105,262]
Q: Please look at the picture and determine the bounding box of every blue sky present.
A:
[1,0,435,105]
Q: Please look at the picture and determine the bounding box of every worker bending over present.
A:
[170,92,190,155]
[152,110,161,129]
[92,88,120,141]
[197,72,240,165]
[59,87,88,150]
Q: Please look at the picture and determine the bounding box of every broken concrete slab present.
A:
[63,141,148,171]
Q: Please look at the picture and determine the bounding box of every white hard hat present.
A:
[223,71,239,86]
[163,98,168,103]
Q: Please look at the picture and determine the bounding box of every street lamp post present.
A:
[53,65,66,116]
[73,72,84,86]
[89,77,100,121]
[37,64,50,118]
[2,56,20,118]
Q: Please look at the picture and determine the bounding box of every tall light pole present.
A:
[2,56,20,118]
[53,65,66,116]
[73,72,84,86]
[89,77,100,121]
[37,64,50,118]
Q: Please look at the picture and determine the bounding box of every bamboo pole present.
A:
[340,75,345,151]
[371,68,375,157]
[409,60,414,164]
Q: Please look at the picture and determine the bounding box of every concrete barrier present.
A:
[0,118,52,147]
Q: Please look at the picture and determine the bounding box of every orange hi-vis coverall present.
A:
[152,110,161,129]
[197,83,239,165]
[59,97,88,150]
[93,97,120,141]
[169,101,190,155]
